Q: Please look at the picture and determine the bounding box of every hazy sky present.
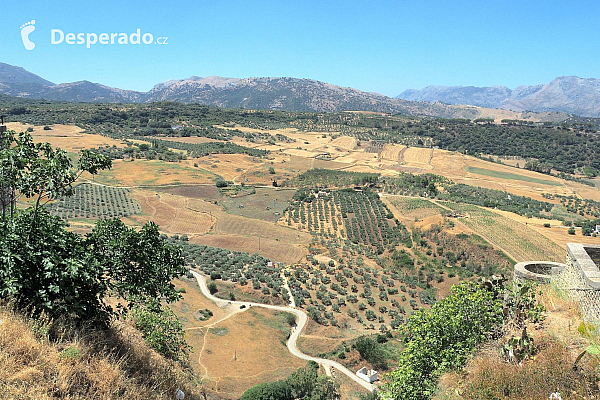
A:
[3,0,600,96]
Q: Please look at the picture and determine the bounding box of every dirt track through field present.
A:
[189,271,375,393]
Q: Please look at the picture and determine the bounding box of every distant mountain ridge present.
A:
[0,62,568,120]
[397,76,600,117]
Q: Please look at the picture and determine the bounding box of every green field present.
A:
[389,197,445,214]
[465,166,561,186]
[442,202,564,262]
[220,187,296,222]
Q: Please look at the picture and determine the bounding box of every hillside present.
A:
[0,62,564,120]
[398,76,600,117]
[0,303,204,399]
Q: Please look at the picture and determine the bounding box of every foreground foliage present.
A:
[0,211,185,323]
[381,280,542,400]
[130,300,190,362]
[0,130,186,325]
[240,361,340,400]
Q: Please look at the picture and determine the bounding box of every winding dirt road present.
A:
[189,270,375,393]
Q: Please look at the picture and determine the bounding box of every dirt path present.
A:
[189,270,375,393]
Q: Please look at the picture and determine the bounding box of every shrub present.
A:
[130,301,190,362]
[208,282,218,294]
[354,335,388,370]
[382,281,505,399]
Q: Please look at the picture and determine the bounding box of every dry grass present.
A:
[7,123,128,153]
[0,304,203,400]
[130,191,214,235]
[189,307,305,399]
[85,159,219,187]
[456,339,597,400]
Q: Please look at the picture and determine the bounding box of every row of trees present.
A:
[49,182,141,219]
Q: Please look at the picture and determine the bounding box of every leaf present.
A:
[586,345,600,356]
[578,322,587,335]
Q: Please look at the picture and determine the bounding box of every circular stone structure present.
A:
[514,261,566,284]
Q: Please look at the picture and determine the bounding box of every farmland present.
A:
[284,189,409,250]
[442,202,564,262]
[49,183,141,219]
[464,166,562,186]
[84,159,220,187]
[9,100,600,399]
[170,278,304,399]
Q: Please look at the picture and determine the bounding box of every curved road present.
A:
[189,270,375,392]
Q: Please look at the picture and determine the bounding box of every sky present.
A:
[2,0,600,97]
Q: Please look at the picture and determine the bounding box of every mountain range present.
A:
[0,62,583,120]
[397,76,600,117]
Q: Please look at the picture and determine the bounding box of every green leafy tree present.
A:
[382,281,505,400]
[355,335,388,370]
[0,130,185,323]
[85,218,186,315]
[287,361,318,398]
[0,130,111,223]
[240,380,292,400]
[309,376,340,400]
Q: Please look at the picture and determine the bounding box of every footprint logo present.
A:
[20,20,36,50]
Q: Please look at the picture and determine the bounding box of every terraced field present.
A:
[403,147,433,165]
[330,136,358,151]
[380,144,406,162]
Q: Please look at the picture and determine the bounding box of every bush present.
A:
[240,380,292,400]
[568,227,576,235]
[354,335,388,370]
[382,281,505,399]
[208,282,218,294]
[130,301,190,362]
[285,312,297,327]
[241,362,339,400]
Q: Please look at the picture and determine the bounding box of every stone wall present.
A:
[552,243,600,324]
[514,261,566,284]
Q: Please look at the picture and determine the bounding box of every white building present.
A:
[356,367,378,383]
